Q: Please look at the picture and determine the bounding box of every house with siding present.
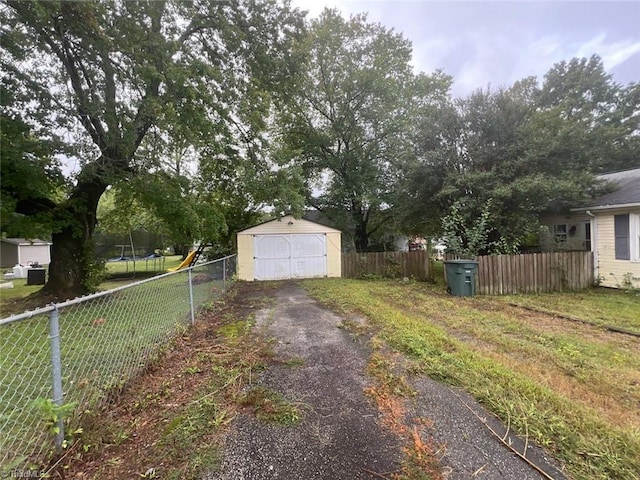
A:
[541,168,640,288]
[0,238,52,268]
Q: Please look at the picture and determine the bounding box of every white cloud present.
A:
[410,36,459,74]
[575,33,640,70]
[290,0,640,96]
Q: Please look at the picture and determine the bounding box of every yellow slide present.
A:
[167,250,197,272]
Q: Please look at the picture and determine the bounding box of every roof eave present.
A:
[570,202,640,212]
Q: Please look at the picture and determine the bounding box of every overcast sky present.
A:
[290,0,640,97]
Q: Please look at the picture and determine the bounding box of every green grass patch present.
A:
[239,387,302,426]
[0,279,43,306]
[218,319,253,339]
[282,357,305,368]
[105,255,182,276]
[501,288,640,334]
[304,278,640,480]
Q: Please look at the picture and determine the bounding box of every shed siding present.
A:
[237,234,254,281]
[326,232,341,277]
[596,209,640,288]
[237,215,342,281]
[240,215,340,235]
[20,245,51,266]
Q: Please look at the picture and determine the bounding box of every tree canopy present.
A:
[275,8,452,251]
[1,0,304,295]
[410,56,639,256]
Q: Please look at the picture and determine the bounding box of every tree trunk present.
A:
[354,222,369,253]
[42,177,108,299]
[173,244,189,259]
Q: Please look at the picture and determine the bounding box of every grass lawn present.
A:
[499,289,640,334]
[105,254,183,276]
[0,256,185,317]
[304,278,640,480]
[0,280,43,307]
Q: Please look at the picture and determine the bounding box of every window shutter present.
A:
[614,214,630,260]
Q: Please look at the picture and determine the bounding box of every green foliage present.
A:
[34,398,80,448]
[276,8,452,251]
[1,0,305,295]
[610,272,640,294]
[441,199,517,257]
[0,109,64,239]
[407,55,635,251]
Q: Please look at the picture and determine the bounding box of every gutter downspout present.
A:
[586,210,598,283]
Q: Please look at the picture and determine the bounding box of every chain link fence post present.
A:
[223,257,226,294]
[48,307,64,451]
[188,268,195,325]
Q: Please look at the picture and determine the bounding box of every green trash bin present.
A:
[444,260,478,296]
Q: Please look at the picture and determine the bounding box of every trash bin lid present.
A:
[444,259,478,266]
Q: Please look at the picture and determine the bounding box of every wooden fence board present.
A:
[346,251,593,294]
[342,251,431,280]
[443,251,593,295]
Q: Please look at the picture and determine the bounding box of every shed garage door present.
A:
[254,234,326,280]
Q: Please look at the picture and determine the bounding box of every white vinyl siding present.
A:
[595,210,640,288]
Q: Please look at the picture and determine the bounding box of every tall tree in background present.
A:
[532,55,639,174]
[0,107,66,239]
[1,0,303,296]
[276,9,451,251]
[428,56,637,255]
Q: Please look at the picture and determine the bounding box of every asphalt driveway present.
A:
[210,282,566,480]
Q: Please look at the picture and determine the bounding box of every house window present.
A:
[553,224,567,244]
[614,214,630,260]
[584,222,592,251]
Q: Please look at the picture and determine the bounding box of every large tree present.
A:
[276,8,451,251]
[1,0,303,296]
[413,56,638,256]
[532,55,639,174]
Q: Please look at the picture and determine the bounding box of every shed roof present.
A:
[238,215,342,235]
[1,238,52,246]
[573,167,640,210]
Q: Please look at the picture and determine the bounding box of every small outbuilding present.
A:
[237,215,342,281]
[0,238,52,268]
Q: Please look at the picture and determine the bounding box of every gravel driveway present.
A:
[209,282,567,480]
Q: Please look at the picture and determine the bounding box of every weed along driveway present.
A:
[210,282,566,480]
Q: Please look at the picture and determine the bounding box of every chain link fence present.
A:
[0,255,236,472]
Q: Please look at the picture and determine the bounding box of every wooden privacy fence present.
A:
[445,251,594,295]
[342,251,431,280]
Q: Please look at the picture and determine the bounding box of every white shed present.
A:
[0,238,52,268]
[237,215,342,281]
